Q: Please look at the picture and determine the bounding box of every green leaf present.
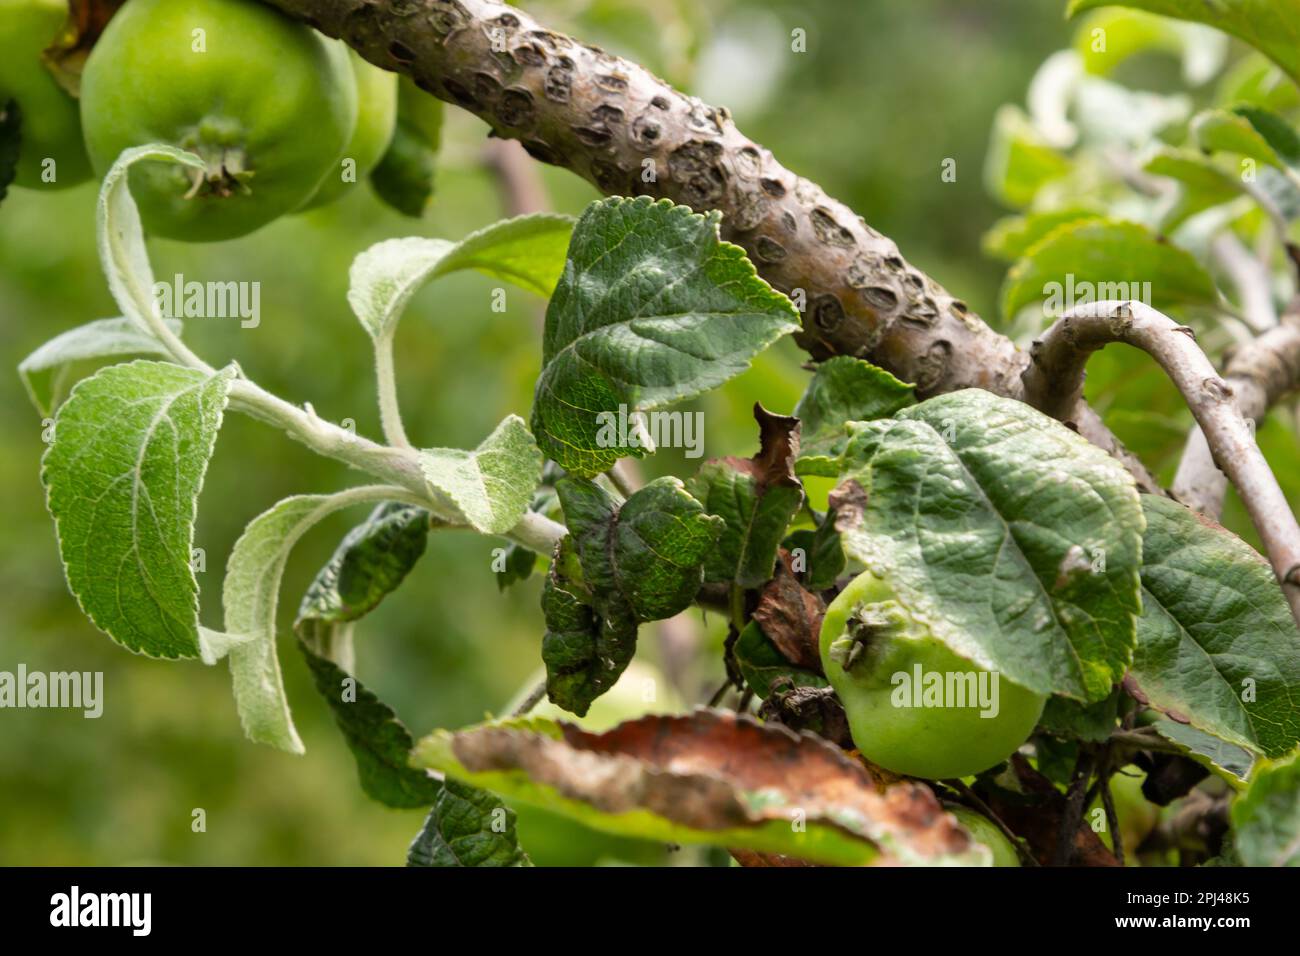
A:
[793,356,915,462]
[1132,495,1300,759]
[543,477,722,715]
[347,214,575,340]
[1000,219,1220,320]
[369,120,437,218]
[1038,693,1121,743]
[1149,719,1255,781]
[1143,148,1248,229]
[783,519,845,592]
[223,487,400,754]
[984,105,1073,209]
[982,209,1103,263]
[98,145,206,332]
[300,639,443,808]
[407,780,532,867]
[1192,107,1299,170]
[734,620,828,700]
[419,415,544,536]
[19,317,183,417]
[686,406,804,588]
[294,501,430,648]
[411,711,990,866]
[1231,755,1300,865]
[1068,0,1300,89]
[495,542,537,591]
[1072,8,1226,83]
[42,360,235,660]
[0,99,19,204]
[531,196,799,477]
[835,389,1144,701]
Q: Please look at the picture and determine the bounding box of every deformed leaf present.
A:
[834,388,1144,701]
[300,640,443,808]
[1000,219,1220,320]
[42,360,235,659]
[1132,495,1300,759]
[792,356,915,464]
[411,710,991,866]
[1231,755,1300,866]
[687,404,805,588]
[347,213,574,340]
[295,501,430,647]
[543,477,722,714]
[531,196,799,477]
[419,415,544,536]
[19,317,183,416]
[407,780,531,867]
[751,551,825,673]
[223,487,399,754]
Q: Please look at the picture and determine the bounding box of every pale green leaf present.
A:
[530,196,799,477]
[346,214,574,340]
[42,360,234,660]
[19,317,182,417]
[981,209,1103,263]
[1150,719,1255,781]
[1132,495,1300,759]
[1192,107,1298,170]
[1231,756,1300,865]
[834,389,1144,700]
[984,105,1072,209]
[419,415,543,536]
[222,486,400,754]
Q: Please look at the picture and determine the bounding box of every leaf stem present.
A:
[373,330,412,450]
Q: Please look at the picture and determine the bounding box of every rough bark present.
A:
[257,0,1168,490]
[1173,313,1300,517]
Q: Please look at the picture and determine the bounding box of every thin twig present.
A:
[511,679,548,717]
[1051,749,1096,867]
[1022,300,1300,627]
[1100,761,1125,866]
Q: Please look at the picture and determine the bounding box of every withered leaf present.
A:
[752,550,825,672]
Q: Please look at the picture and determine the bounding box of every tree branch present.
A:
[1173,310,1300,518]
[1022,299,1300,627]
[258,0,1162,493]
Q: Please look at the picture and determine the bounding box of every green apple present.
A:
[820,570,1047,779]
[945,803,1020,866]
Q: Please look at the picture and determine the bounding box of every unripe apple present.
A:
[820,570,1046,779]
[945,803,1021,866]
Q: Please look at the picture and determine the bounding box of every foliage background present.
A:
[2,0,1268,864]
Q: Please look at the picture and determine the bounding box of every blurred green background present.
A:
[4,0,1281,865]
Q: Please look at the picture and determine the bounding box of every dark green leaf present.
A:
[370,120,438,218]
[1132,495,1300,758]
[793,356,915,462]
[531,196,799,476]
[1150,719,1255,781]
[734,621,828,700]
[1038,693,1121,743]
[686,405,804,588]
[835,389,1144,701]
[300,640,442,808]
[407,780,531,867]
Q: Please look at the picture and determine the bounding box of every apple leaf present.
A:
[531,196,799,477]
[407,780,531,867]
[19,317,184,417]
[411,710,990,866]
[1231,755,1300,865]
[1149,719,1255,781]
[1001,219,1220,320]
[223,487,401,754]
[834,389,1144,701]
[418,415,543,536]
[543,476,722,715]
[42,360,235,660]
[300,640,443,808]
[347,213,575,341]
[1067,0,1300,89]
[1132,495,1300,759]
[792,356,915,464]
[686,405,804,588]
[982,209,1103,263]
[984,105,1073,209]
[1192,107,1300,170]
